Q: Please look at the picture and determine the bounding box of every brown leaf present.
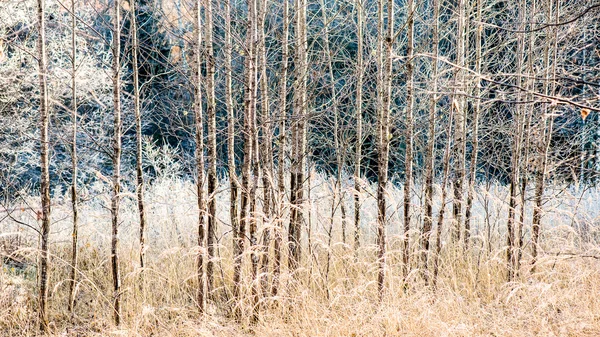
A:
[581,108,591,121]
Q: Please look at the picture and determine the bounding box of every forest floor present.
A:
[2,176,600,336]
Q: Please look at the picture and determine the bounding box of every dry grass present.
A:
[2,175,600,336]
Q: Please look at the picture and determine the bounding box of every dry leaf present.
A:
[581,108,591,121]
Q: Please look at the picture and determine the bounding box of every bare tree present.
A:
[464,0,483,247]
[193,0,207,313]
[67,0,79,314]
[224,0,240,300]
[110,0,123,325]
[321,0,347,290]
[250,121,260,323]
[516,0,537,274]
[432,83,456,290]
[130,0,148,272]
[204,0,217,294]
[235,0,257,315]
[403,0,415,279]
[532,0,559,271]
[451,0,467,244]
[37,0,51,330]
[353,0,363,254]
[376,0,393,299]
[272,0,289,296]
[249,0,261,320]
[288,0,307,272]
[321,0,348,249]
[421,0,439,283]
[257,0,274,301]
[507,0,528,281]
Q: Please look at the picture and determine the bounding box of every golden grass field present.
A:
[2,175,600,336]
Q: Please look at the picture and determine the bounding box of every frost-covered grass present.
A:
[2,173,600,336]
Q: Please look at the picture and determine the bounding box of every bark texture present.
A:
[37,0,51,330]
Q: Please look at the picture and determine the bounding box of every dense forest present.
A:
[1,0,599,335]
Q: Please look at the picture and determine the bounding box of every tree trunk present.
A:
[421,0,438,283]
[403,0,414,279]
[507,0,528,281]
[37,0,51,331]
[130,0,148,273]
[320,0,346,291]
[376,0,393,299]
[516,0,537,274]
[257,0,274,301]
[250,13,261,317]
[110,0,123,326]
[321,0,347,247]
[353,0,363,255]
[451,0,467,244]
[193,0,207,313]
[432,86,456,290]
[204,0,217,295]
[251,98,260,322]
[67,0,79,314]
[236,0,257,316]
[272,0,289,296]
[532,0,559,271]
[464,0,482,248]
[288,0,307,272]
[224,0,241,300]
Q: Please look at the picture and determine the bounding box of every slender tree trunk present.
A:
[506,181,518,281]
[37,0,51,331]
[257,0,274,301]
[353,0,363,255]
[532,0,559,271]
[250,109,260,323]
[130,0,148,273]
[306,164,313,269]
[517,128,531,274]
[272,0,289,296]
[236,0,256,315]
[433,8,459,282]
[288,0,307,272]
[67,0,79,314]
[376,0,393,299]
[516,0,537,273]
[193,0,207,313]
[326,178,335,296]
[224,0,241,300]
[421,0,438,283]
[320,0,345,291]
[507,0,528,281]
[432,88,456,290]
[320,0,347,247]
[250,16,261,318]
[110,0,123,326]
[204,0,217,295]
[403,0,414,279]
[464,0,482,247]
[451,0,467,244]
